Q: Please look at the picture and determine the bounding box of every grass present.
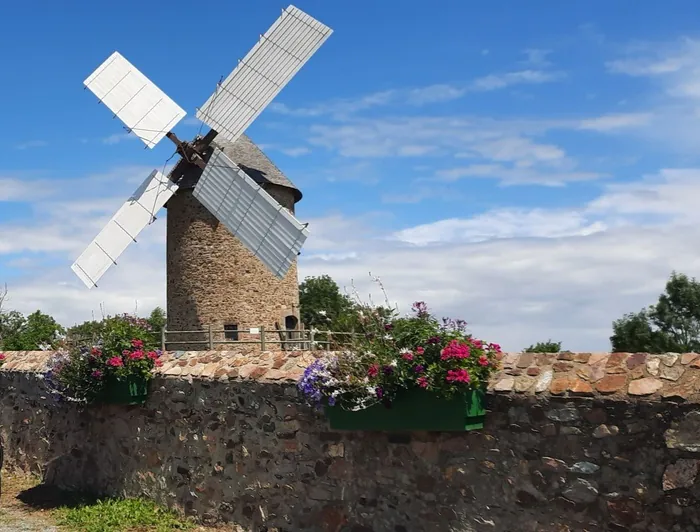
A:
[55,498,195,532]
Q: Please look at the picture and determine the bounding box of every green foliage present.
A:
[611,271,700,353]
[56,497,194,532]
[0,310,64,350]
[524,340,562,353]
[67,314,159,352]
[299,275,356,330]
[147,306,166,333]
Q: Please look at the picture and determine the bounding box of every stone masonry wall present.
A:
[1,350,700,531]
[166,184,300,351]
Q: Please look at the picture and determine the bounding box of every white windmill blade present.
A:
[84,52,187,149]
[193,149,309,279]
[71,170,178,289]
[196,5,332,144]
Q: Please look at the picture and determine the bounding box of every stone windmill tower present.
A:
[69,6,333,349]
[166,134,304,347]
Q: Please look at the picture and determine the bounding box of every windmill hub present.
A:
[70,5,333,348]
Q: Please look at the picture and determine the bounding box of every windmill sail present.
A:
[193,148,309,278]
[71,170,178,288]
[84,52,187,148]
[196,5,332,145]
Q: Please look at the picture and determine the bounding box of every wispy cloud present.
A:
[102,132,139,145]
[14,140,47,150]
[279,146,311,157]
[271,60,564,118]
[577,113,653,131]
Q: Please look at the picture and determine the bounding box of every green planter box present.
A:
[100,375,150,405]
[325,387,486,432]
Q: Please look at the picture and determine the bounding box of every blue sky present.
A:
[3,0,700,350]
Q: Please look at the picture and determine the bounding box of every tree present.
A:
[610,271,700,352]
[147,307,166,333]
[299,275,356,329]
[1,310,65,351]
[524,340,563,353]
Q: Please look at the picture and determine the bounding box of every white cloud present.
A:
[392,209,606,246]
[471,69,564,91]
[577,113,652,131]
[103,132,139,145]
[279,146,311,157]
[14,140,48,150]
[0,177,55,201]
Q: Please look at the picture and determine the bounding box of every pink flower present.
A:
[155,359,163,368]
[131,339,144,348]
[0,353,6,361]
[440,339,470,360]
[128,350,145,361]
[106,356,124,367]
[367,364,379,378]
[471,339,483,349]
[478,355,489,367]
[90,347,102,356]
[417,377,429,388]
[401,352,414,361]
[446,368,470,383]
[415,346,425,355]
[147,351,158,360]
[122,350,130,356]
[91,370,103,379]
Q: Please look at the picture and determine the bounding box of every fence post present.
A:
[260,326,266,350]
[161,328,166,352]
[310,329,315,351]
[208,324,213,350]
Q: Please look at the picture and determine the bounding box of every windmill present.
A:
[71,5,333,347]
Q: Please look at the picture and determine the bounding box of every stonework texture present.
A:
[166,185,300,351]
[2,351,700,531]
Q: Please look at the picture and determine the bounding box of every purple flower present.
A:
[414,365,425,373]
[382,365,394,375]
[375,387,384,399]
[427,336,441,345]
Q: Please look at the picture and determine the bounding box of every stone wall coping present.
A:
[2,350,700,401]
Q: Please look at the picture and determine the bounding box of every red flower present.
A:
[90,347,102,356]
[131,339,144,349]
[417,376,428,388]
[367,364,379,378]
[401,352,414,361]
[446,368,470,383]
[106,356,123,367]
[415,346,425,355]
[91,370,103,379]
[478,355,489,367]
[128,350,145,361]
[0,353,6,361]
[147,351,158,360]
[155,359,163,368]
[440,339,470,360]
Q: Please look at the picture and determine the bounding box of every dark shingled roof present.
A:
[169,132,302,203]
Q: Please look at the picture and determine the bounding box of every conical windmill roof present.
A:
[169,133,302,203]
[211,133,301,202]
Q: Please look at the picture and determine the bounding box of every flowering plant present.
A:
[0,352,6,368]
[298,288,501,411]
[45,314,162,403]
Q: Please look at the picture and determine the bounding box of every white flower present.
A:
[311,327,320,334]
[390,360,397,367]
[399,348,411,354]
[384,334,393,340]
[318,310,327,316]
